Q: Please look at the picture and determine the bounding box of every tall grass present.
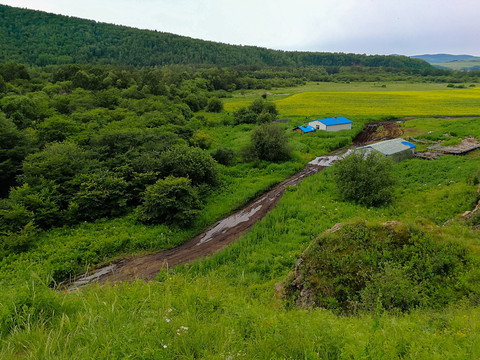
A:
[1,276,480,359]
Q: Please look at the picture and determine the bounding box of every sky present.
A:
[2,0,479,56]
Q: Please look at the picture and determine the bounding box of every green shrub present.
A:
[360,263,425,312]
[248,123,291,162]
[68,172,129,221]
[190,130,213,150]
[332,150,396,207]
[158,146,218,186]
[211,147,235,166]
[137,176,201,225]
[0,222,37,253]
[283,221,474,313]
[205,97,223,113]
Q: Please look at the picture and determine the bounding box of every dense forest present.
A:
[1,5,433,69]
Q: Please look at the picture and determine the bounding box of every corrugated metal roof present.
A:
[313,117,352,126]
[401,141,416,148]
[367,138,416,155]
[298,125,315,133]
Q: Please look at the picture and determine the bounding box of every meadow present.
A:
[2,82,480,359]
[225,87,480,117]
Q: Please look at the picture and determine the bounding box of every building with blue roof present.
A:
[309,117,352,132]
[293,125,315,134]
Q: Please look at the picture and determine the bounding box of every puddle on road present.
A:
[69,263,118,289]
[197,204,264,245]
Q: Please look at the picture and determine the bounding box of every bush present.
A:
[137,176,201,225]
[360,263,425,312]
[332,150,395,207]
[6,182,61,230]
[233,107,257,125]
[211,147,235,166]
[0,222,37,253]
[0,114,33,196]
[248,123,291,162]
[158,145,218,186]
[283,221,474,313]
[256,112,275,124]
[205,97,223,113]
[68,172,129,221]
[233,100,278,125]
[190,130,213,150]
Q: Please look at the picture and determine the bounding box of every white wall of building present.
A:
[308,120,326,130]
[326,123,352,132]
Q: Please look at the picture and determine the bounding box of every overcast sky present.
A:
[2,0,479,56]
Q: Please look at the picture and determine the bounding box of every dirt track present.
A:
[70,164,324,287]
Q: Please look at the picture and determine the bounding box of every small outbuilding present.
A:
[309,117,352,132]
[365,138,416,162]
[293,125,315,134]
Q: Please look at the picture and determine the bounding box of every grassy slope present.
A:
[2,85,480,358]
[433,59,480,71]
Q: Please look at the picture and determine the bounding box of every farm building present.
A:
[293,125,315,134]
[309,117,352,132]
[364,138,416,162]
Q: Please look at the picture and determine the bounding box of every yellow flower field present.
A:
[225,89,480,117]
[277,89,480,117]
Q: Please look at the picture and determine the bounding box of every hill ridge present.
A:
[0,4,431,69]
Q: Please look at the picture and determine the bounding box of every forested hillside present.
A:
[0,5,432,69]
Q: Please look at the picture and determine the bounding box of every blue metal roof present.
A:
[317,117,352,126]
[401,141,416,148]
[298,125,315,133]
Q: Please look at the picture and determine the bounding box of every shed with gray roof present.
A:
[364,138,416,162]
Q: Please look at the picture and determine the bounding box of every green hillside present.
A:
[433,59,480,71]
[412,54,479,64]
[0,5,431,69]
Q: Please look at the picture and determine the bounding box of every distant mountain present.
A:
[411,54,479,64]
[0,5,431,70]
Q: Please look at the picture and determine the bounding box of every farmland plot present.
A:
[274,89,480,117]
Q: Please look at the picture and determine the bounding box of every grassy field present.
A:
[225,88,480,118]
[2,84,480,359]
[224,81,477,103]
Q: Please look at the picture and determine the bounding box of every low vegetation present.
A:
[283,220,478,313]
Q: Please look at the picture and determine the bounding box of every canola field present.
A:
[225,89,480,117]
